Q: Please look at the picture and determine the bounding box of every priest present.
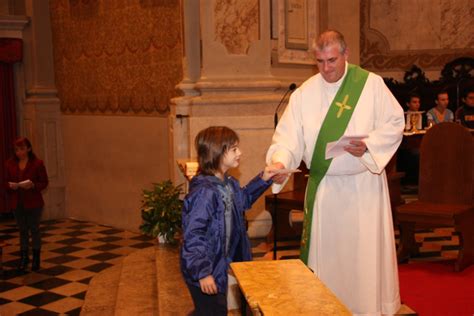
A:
[266,30,404,315]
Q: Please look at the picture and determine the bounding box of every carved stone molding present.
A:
[214,0,260,55]
[0,15,29,37]
[360,0,474,71]
[276,0,318,65]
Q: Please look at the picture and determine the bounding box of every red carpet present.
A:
[398,261,474,316]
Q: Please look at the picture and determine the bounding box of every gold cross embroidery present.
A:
[335,94,352,118]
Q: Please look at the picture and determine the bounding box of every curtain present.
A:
[0,38,22,213]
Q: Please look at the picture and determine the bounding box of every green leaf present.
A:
[139,180,183,242]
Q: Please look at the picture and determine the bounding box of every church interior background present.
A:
[0,0,473,315]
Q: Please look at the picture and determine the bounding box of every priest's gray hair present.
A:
[312,30,347,54]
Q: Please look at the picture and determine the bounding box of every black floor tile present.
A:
[0,234,16,241]
[44,255,80,265]
[40,225,60,231]
[279,255,299,260]
[19,308,59,316]
[0,228,18,233]
[7,250,22,256]
[441,244,461,251]
[56,237,88,245]
[91,243,121,251]
[0,281,22,292]
[68,224,94,229]
[77,276,93,285]
[63,231,89,237]
[37,265,74,276]
[87,252,121,262]
[50,246,83,254]
[29,277,70,290]
[2,258,21,268]
[66,307,82,315]
[97,228,123,235]
[71,291,86,300]
[40,219,61,225]
[95,236,122,243]
[129,242,155,249]
[416,251,442,258]
[424,236,452,241]
[0,268,29,280]
[82,262,113,273]
[19,291,66,307]
[71,219,90,223]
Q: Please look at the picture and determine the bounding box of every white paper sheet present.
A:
[325,134,368,159]
[272,168,301,174]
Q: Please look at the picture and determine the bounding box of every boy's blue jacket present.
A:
[180,173,272,293]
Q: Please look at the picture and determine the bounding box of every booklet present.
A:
[272,168,301,174]
[325,134,368,159]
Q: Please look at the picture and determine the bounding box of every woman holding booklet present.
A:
[4,137,49,271]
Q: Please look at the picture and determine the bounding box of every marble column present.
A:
[171,0,285,237]
[20,0,65,219]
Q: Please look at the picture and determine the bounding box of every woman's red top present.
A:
[4,158,49,210]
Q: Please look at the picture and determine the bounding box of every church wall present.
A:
[49,0,183,231]
[360,0,474,81]
[62,115,169,231]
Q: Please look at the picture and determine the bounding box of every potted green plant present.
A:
[140,180,183,244]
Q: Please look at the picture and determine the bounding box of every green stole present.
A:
[300,64,369,264]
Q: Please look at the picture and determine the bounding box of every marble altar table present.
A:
[230,259,351,315]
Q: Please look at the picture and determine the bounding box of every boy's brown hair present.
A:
[195,126,239,175]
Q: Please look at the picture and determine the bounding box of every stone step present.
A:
[114,247,158,315]
[81,264,122,316]
[81,245,416,316]
[155,245,194,315]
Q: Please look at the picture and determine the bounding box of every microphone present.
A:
[274,83,297,128]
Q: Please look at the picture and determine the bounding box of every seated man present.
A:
[455,87,474,129]
[426,90,454,125]
[398,94,423,185]
[404,93,424,130]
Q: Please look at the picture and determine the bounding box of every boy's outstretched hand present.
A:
[262,164,281,182]
[199,275,218,295]
[264,162,287,183]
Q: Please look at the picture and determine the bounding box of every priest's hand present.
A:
[344,140,367,157]
[269,162,288,184]
[199,275,218,295]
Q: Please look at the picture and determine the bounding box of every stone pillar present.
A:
[21,0,65,219]
[326,0,360,64]
[171,0,286,237]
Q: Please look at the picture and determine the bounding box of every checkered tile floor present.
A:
[0,218,155,315]
[0,215,461,315]
[251,190,461,262]
[250,227,461,262]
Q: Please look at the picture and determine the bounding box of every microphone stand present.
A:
[272,83,296,260]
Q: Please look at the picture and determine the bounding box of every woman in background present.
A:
[4,137,48,271]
